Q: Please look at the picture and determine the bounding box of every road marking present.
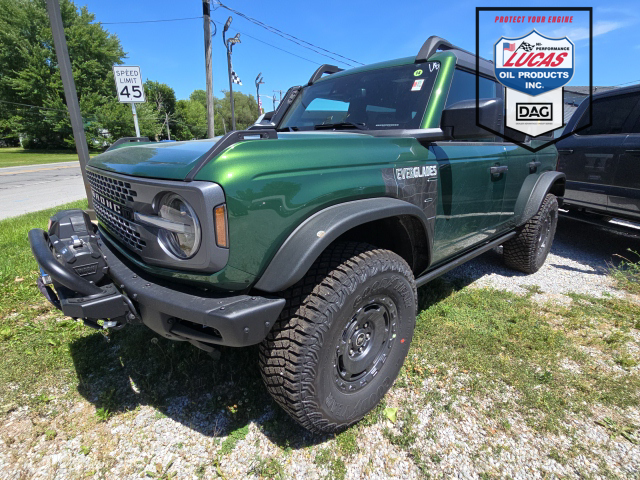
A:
[0,163,79,176]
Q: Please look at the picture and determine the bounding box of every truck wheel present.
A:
[503,193,558,274]
[259,242,416,434]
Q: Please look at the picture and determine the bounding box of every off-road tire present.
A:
[503,193,558,274]
[259,242,417,434]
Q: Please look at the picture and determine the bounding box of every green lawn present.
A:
[0,204,638,476]
[0,147,97,168]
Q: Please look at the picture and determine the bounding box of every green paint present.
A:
[194,133,424,279]
[88,139,219,180]
[84,47,558,292]
[421,52,456,129]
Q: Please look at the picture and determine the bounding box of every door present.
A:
[556,92,640,212]
[430,142,507,264]
[502,141,538,223]
[609,128,640,220]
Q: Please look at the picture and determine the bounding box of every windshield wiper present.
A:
[314,122,367,131]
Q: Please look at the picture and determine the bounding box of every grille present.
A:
[87,170,137,203]
[94,201,146,251]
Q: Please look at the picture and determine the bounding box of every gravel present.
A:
[1,217,639,479]
[442,215,640,303]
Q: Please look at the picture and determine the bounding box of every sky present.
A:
[80,0,640,104]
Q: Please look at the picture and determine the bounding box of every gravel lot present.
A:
[443,214,640,302]
[1,217,639,479]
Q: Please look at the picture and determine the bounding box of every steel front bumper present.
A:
[29,228,285,348]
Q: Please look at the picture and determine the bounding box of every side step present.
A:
[415,231,516,287]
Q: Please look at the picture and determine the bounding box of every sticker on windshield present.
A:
[411,79,424,91]
[413,69,423,77]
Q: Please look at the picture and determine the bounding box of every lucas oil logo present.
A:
[396,165,437,180]
[494,29,574,96]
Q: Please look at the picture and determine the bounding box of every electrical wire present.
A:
[99,16,203,25]
[214,1,363,66]
[612,79,640,87]
[212,20,321,66]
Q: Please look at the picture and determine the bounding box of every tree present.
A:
[0,0,126,148]
[214,91,260,135]
[173,99,207,141]
[143,80,176,141]
[189,89,207,110]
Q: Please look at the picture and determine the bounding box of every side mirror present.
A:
[441,98,503,139]
[262,111,274,121]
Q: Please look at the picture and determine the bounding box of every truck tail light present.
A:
[214,205,228,248]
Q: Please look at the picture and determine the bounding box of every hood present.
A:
[88,138,221,180]
[89,132,364,180]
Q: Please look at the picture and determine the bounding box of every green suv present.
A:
[29,36,565,433]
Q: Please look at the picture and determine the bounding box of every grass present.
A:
[404,280,640,433]
[0,147,97,168]
[0,204,638,477]
[611,249,640,295]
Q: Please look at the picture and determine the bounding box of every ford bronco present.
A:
[29,36,565,433]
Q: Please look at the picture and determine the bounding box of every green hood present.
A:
[88,138,221,180]
[88,133,358,181]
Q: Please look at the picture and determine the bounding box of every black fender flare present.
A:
[514,171,566,227]
[254,198,432,293]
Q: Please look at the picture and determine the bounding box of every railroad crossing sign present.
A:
[113,65,145,103]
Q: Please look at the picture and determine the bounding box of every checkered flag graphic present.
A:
[231,65,242,85]
[519,41,535,52]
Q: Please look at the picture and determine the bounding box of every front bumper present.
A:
[29,225,285,348]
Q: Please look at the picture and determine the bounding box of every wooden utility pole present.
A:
[45,0,94,215]
[203,0,215,137]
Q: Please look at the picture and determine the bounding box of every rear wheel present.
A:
[259,242,417,434]
[503,193,558,273]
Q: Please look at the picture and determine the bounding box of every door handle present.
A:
[625,149,640,156]
[490,165,508,175]
[527,161,542,173]
[557,149,574,155]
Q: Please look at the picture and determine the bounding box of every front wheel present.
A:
[503,193,558,273]
[259,242,417,434]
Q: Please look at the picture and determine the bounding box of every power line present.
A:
[92,10,355,67]
[212,20,321,66]
[99,16,203,25]
[0,99,72,113]
[612,79,640,87]
[214,1,363,67]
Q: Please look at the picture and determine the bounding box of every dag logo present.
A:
[494,29,574,96]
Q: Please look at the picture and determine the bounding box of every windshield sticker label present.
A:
[396,165,437,180]
[413,69,423,76]
[411,79,424,91]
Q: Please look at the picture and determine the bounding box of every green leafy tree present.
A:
[0,0,125,148]
[214,91,260,135]
[173,99,207,140]
[189,89,207,110]
[142,80,176,141]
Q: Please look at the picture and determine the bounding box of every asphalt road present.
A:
[0,161,88,220]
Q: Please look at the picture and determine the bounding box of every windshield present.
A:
[279,62,439,131]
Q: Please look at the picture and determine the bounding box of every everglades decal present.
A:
[396,165,437,180]
[382,164,438,222]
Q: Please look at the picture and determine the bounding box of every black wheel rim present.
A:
[334,295,398,393]
[536,208,555,259]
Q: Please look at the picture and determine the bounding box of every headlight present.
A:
[157,193,201,259]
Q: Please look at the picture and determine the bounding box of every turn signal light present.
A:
[214,205,228,248]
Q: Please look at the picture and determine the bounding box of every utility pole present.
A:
[272,94,277,111]
[255,73,264,113]
[203,0,215,137]
[223,17,241,131]
[274,89,284,103]
[45,0,94,215]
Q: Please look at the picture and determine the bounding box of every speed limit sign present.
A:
[112,65,145,103]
